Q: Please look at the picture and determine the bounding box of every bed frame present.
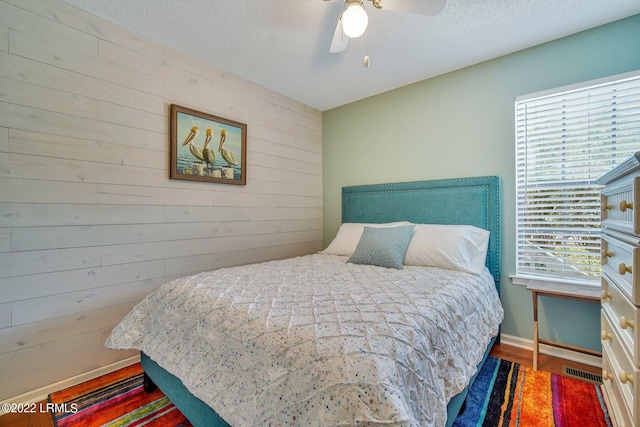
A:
[141,175,502,427]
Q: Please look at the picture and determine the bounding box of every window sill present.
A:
[510,274,601,299]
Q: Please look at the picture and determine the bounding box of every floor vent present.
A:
[562,366,602,384]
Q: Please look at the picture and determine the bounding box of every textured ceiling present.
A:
[60,0,640,111]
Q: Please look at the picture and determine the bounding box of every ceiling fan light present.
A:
[342,2,368,38]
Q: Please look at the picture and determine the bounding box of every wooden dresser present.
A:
[597,152,640,427]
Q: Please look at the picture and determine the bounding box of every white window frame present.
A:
[513,70,640,291]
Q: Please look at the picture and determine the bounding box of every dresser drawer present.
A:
[602,318,639,421]
[602,346,635,427]
[601,288,639,367]
[601,176,640,235]
[602,233,640,305]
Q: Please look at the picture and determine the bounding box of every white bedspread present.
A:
[106,254,503,427]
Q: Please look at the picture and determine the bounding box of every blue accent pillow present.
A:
[347,225,415,269]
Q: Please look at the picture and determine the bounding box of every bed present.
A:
[106,175,503,427]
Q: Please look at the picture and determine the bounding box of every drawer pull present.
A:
[602,370,613,381]
[619,200,633,212]
[601,330,612,341]
[603,203,614,211]
[618,263,632,275]
[618,370,634,384]
[619,316,635,329]
[601,249,613,259]
[601,289,612,301]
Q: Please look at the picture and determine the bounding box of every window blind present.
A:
[515,71,640,285]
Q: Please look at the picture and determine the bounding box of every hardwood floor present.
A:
[0,406,53,427]
[0,343,601,427]
[489,342,602,377]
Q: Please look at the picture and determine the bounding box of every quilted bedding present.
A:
[106,254,504,427]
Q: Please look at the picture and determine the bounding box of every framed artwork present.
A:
[170,104,247,185]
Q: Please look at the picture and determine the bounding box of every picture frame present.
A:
[170,104,247,185]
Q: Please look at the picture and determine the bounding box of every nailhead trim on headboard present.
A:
[341,176,502,287]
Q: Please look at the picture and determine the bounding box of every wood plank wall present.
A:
[0,0,323,401]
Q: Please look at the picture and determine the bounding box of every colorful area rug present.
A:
[48,363,191,427]
[453,356,611,427]
[49,357,610,427]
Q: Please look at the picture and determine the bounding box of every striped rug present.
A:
[49,357,610,427]
[48,363,191,427]
[453,356,612,427]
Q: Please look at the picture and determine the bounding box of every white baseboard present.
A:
[500,333,602,368]
[0,355,140,416]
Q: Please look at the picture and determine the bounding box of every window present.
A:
[515,71,640,286]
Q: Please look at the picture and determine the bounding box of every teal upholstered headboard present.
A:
[341,176,502,288]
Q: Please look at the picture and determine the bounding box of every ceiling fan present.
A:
[328,0,447,53]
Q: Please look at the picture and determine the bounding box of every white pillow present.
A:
[321,222,412,256]
[403,224,490,274]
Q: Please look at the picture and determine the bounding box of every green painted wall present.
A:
[322,14,640,351]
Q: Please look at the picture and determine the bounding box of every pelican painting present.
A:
[170,104,246,185]
[181,126,204,163]
[203,128,216,168]
[218,129,238,167]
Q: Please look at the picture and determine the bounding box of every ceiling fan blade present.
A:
[373,0,446,16]
[329,14,349,53]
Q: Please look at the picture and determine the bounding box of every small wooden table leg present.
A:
[532,290,539,371]
[526,282,601,373]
